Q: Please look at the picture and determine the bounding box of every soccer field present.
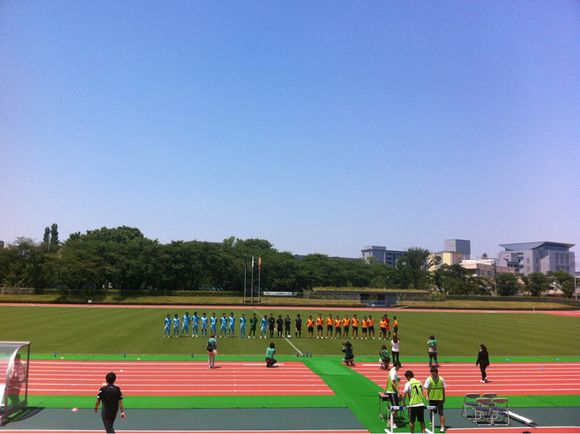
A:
[0,304,579,358]
[1,304,579,433]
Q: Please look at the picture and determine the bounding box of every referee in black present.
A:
[95,372,125,433]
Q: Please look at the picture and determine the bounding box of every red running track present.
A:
[351,362,580,396]
[0,431,368,434]
[26,360,333,396]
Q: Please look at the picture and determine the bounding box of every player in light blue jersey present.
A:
[219,313,227,337]
[239,313,247,337]
[191,312,200,337]
[201,313,208,337]
[210,313,217,335]
[181,312,190,337]
[172,314,180,337]
[163,314,171,337]
[260,315,268,339]
[228,312,236,337]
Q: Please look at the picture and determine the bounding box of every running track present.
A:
[24,360,333,396]
[351,362,580,396]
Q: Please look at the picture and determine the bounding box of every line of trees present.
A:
[0,225,575,297]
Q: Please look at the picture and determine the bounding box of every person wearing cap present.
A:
[403,370,426,434]
[95,372,125,433]
[424,366,446,432]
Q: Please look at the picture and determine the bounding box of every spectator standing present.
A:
[207,335,218,368]
[476,344,490,383]
[95,372,125,433]
[427,335,439,367]
[391,334,400,365]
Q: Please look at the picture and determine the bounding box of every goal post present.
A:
[0,341,30,425]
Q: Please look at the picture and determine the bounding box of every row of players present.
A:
[163,312,400,339]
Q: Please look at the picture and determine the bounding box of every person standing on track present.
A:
[403,370,426,434]
[207,335,218,368]
[95,372,125,433]
[424,366,446,432]
[476,344,490,383]
[385,361,401,429]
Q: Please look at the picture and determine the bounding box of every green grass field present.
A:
[1,304,579,433]
[1,305,579,358]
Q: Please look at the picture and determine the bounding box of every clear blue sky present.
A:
[1,1,578,263]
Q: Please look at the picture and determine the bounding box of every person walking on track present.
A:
[476,344,490,383]
[207,335,218,368]
[95,372,125,433]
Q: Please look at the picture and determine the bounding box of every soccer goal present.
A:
[0,341,30,425]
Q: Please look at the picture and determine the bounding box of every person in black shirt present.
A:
[476,344,490,383]
[95,372,125,433]
[276,315,284,338]
[268,314,275,338]
[284,315,292,338]
[295,314,302,338]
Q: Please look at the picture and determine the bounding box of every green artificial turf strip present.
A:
[1,305,579,357]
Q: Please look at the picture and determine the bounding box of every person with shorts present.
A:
[427,335,439,367]
[284,315,292,338]
[209,313,217,336]
[342,315,350,338]
[207,335,217,368]
[249,313,258,338]
[361,316,368,339]
[181,312,190,337]
[228,312,236,337]
[276,315,284,338]
[307,315,315,338]
[386,315,391,339]
[351,314,359,339]
[163,314,171,337]
[424,366,446,432]
[265,342,277,367]
[326,314,333,338]
[219,313,227,337]
[239,313,247,337]
[295,314,302,338]
[268,314,275,338]
[334,315,342,339]
[404,370,426,434]
[385,361,401,428]
[200,313,208,337]
[367,315,375,339]
[379,316,387,340]
[191,312,200,337]
[261,315,269,338]
[393,316,399,335]
[172,314,180,337]
[95,372,125,433]
[316,314,324,338]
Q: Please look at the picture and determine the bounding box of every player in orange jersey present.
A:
[351,314,359,339]
[306,315,315,337]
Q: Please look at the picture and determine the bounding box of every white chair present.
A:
[462,393,480,418]
[473,398,493,425]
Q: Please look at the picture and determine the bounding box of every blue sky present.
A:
[1,1,579,263]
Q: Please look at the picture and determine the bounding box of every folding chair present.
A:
[491,398,510,426]
[482,393,497,399]
[462,393,480,418]
[473,398,493,425]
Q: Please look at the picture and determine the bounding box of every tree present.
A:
[526,272,548,296]
[395,247,435,289]
[496,272,519,296]
[547,271,575,298]
[50,223,59,246]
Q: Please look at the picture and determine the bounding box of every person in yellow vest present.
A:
[424,366,446,432]
[403,370,426,434]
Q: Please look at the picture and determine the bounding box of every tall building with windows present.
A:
[497,242,575,275]
[444,239,471,260]
[361,246,405,267]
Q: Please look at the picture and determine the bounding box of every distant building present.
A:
[444,239,471,260]
[429,251,465,271]
[361,246,405,267]
[497,242,576,276]
[461,258,513,278]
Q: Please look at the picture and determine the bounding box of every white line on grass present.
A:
[253,309,305,356]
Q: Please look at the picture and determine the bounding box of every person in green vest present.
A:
[265,342,277,367]
[424,366,446,432]
[403,370,426,434]
[386,361,402,428]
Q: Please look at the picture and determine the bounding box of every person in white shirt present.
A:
[391,334,400,365]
